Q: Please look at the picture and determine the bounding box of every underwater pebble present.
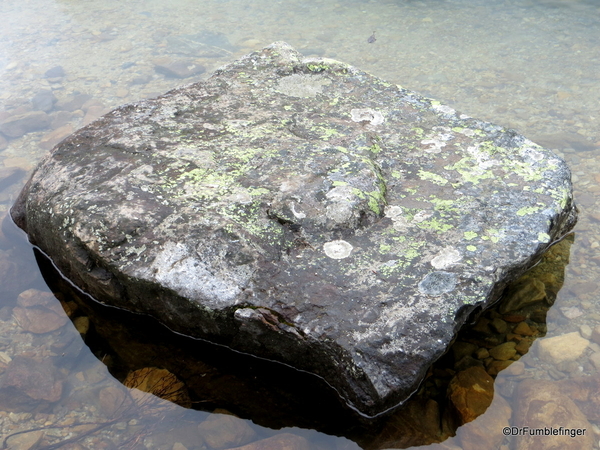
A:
[591,325,600,345]
[538,332,589,364]
[580,324,593,340]
[172,443,189,450]
[502,360,525,376]
[589,352,600,371]
[561,306,584,319]
[197,414,256,449]
[489,342,517,361]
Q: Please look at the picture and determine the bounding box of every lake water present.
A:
[0,0,599,449]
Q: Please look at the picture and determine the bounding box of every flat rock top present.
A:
[12,42,576,415]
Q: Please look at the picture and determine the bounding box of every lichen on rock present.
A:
[11,42,577,416]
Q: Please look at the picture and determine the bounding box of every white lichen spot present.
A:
[385,205,410,230]
[431,246,462,269]
[432,104,456,116]
[385,205,403,219]
[421,127,454,153]
[421,138,446,153]
[323,240,353,259]
[413,210,434,223]
[224,188,252,204]
[325,185,355,225]
[290,202,306,219]
[454,127,476,137]
[522,147,545,161]
[350,108,384,126]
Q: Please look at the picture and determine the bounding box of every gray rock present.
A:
[0,356,64,411]
[11,42,577,416]
[54,93,92,112]
[0,111,50,138]
[154,60,206,79]
[31,90,57,112]
[514,379,593,450]
[44,65,65,78]
[0,167,25,192]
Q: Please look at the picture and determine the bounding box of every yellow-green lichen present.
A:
[248,187,271,196]
[417,170,448,186]
[516,206,540,216]
[464,231,478,240]
[484,228,502,243]
[312,125,342,140]
[478,141,503,155]
[221,202,283,244]
[537,232,551,243]
[404,247,420,260]
[306,63,330,73]
[379,243,392,254]
[370,143,382,154]
[428,196,460,213]
[444,157,494,185]
[416,216,454,233]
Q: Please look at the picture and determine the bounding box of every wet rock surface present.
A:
[11,42,577,415]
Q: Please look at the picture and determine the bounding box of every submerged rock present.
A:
[10,42,576,416]
[0,356,64,411]
[447,366,494,425]
[12,288,69,334]
[514,379,593,450]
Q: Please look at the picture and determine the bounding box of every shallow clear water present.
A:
[1,0,599,448]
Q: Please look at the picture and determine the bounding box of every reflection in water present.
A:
[5,223,571,449]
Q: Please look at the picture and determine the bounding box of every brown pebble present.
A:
[490,317,508,334]
[513,321,536,336]
[472,317,491,334]
[515,337,534,355]
[475,348,489,359]
[506,333,522,342]
[487,360,513,376]
[489,342,517,361]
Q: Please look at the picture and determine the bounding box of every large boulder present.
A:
[11,42,576,416]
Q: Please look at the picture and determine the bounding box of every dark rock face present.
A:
[11,42,576,416]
